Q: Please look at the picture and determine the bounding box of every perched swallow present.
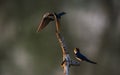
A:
[37,12,66,32]
[74,48,97,64]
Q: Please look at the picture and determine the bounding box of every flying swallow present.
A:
[37,12,66,32]
[37,12,54,32]
[74,48,97,64]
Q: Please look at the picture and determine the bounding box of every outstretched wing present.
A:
[37,13,54,32]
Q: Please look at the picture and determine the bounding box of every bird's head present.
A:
[74,48,80,54]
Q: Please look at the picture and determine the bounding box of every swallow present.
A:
[74,48,97,64]
[37,12,54,32]
[37,12,66,32]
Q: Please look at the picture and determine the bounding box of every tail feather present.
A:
[86,59,97,64]
[57,12,66,18]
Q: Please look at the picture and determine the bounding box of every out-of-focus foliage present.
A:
[0,0,120,75]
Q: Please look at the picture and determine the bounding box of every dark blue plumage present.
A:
[74,48,97,64]
[56,12,66,19]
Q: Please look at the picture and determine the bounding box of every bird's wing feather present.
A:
[37,17,53,32]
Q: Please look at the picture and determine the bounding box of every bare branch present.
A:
[55,31,69,55]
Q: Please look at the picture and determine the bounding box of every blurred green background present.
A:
[0,0,120,75]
